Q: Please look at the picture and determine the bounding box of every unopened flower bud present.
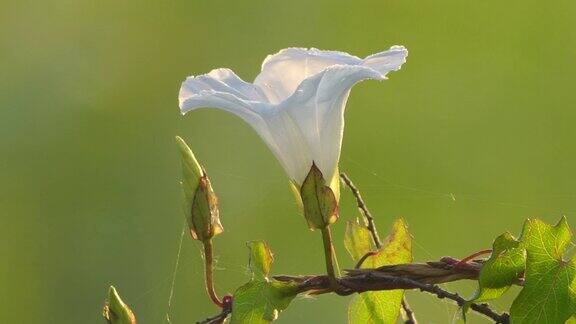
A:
[176,136,223,241]
[103,286,136,324]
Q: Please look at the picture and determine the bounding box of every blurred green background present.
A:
[1,0,575,323]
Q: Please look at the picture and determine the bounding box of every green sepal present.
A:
[103,286,137,324]
[189,175,223,241]
[176,135,202,203]
[288,180,303,212]
[300,163,338,230]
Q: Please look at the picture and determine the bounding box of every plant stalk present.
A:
[203,239,224,308]
[320,226,340,291]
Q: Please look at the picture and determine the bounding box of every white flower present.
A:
[179,46,408,188]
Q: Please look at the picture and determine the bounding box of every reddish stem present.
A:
[454,249,493,268]
[355,251,378,269]
[203,240,224,308]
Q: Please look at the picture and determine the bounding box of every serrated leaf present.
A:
[248,240,274,281]
[349,290,405,324]
[344,220,374,261]
[464,232,526,316]
[230,241,298,324]
[360,218,412,268]
[348,218,412,324]
[103,286,136,324]
[510,217,576,324]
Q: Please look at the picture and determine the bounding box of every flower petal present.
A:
[362,45,408,75]
[179,89,303,182]
[259,110,313,185]
[178,47,408,187]
[179,70,301,182]
[179,67,276,141]
[278,46,408,183]
[254,48,362,104]
[180,68,267,104]
[277,65,382,183]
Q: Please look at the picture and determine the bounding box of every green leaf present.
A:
[344,219,374,261]
[510,217,576,324]
[464,232,526,315]
[300,163,338,229]
[103,286,136,324]
[230,241,298,324]
[347,218,412,324]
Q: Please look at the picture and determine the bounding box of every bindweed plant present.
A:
[103,47,576,324]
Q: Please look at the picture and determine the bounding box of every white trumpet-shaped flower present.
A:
[179,46,408,189]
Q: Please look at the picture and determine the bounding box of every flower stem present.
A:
[203,239,224,308]
[320,226,340,291]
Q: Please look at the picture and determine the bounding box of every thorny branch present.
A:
[339,173,507,323]
[341,172,420,320]
[196,308,231,324]
[199,249,510,323]
[340,172,382,248]
[274,257,482,293]
[273,258,509,323]
[401,298,418,324]
[198,174,511,323]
